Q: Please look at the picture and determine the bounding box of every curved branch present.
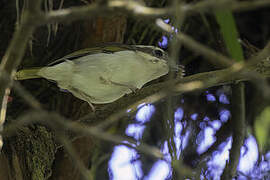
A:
[27,0,270,25]
[93,56,270,129]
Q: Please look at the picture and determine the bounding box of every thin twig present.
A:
[0,0,42,150]
[221,83,246,179]
[156,19,233,68]
[2,111,163,159]
[1,70,42,110]
[58,135,92,180]
[12,81,42,110]
[94,51,270,130]
[20,0,270,26]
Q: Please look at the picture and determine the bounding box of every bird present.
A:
[15,44,180,109]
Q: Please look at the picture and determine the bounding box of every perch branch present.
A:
[94,53,270,130]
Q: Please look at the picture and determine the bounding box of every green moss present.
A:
[16,126,56,180]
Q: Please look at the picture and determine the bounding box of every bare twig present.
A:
[245,41,270,68]
[156,19,233,68]
[183,0,270,15]
[59,121,164,159]
[2,111,163,159]
[0,0,42,149]
[12,81,42,110]
[58,136,92,180]
[221,83,246,179]
[94,51,270,130]
[14,0,270,26]
[1,70,42,110]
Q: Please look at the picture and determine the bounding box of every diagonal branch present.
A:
[37,0,270,25]
[92,54,270,130]
[0,0,43,149]
[221,82,246,179]
[2,111,164,160]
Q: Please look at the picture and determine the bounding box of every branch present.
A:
[156,19,233,68]
[0,0,42,149]
[157,20,270,69]
[22,0,270,25]
[1,70,42,110]
[183,0,270,15]
[2,111,163,160]
[58,136,92,180]
[93,52,270,129]
[221,83,246,179]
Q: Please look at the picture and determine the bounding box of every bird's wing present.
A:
[47,43,137,66]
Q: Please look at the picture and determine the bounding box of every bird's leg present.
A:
[169,64,185,78]
[79,93,96,112]
[69,87,96,112]
[87,102,96,112]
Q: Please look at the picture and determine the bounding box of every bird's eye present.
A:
[153,49,163,58]
[151,59,159,63]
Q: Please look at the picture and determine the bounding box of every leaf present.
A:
[215,10,244,62]
[255,106,270,152]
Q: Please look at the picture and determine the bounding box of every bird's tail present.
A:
[14,68,42,80]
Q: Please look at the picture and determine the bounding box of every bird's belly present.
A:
[70,75,132,104]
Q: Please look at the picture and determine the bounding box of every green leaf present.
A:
[215,10,244,62]
[255,106,270,152]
